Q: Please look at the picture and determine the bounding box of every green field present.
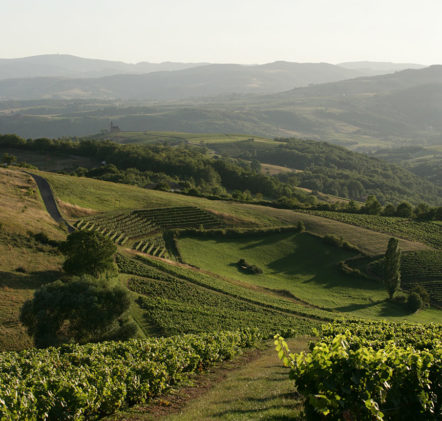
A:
[91,130,276,145]
[177,231,442,322]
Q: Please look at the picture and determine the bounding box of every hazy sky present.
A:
[2,0,441,64]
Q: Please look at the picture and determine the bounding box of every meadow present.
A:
[177,231,442,322]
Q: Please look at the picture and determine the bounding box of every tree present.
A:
[1,152,17,166]
[382,203,396,217]
[346,200,360,213]
[20,277,137,347]
[384,238,401,299]
[362,195,382,215]
[251,159,261,174]
[296,220,305,232]
[396,202,413,218]
[60,230,117,277]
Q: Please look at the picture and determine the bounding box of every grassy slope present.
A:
[39,170,428,255]
[177,232,441,323]
[0,168,66,350]
[2,167,438,352]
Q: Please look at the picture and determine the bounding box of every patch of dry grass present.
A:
[0,168,65,350]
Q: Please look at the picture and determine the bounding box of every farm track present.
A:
[25,172,74,232]
[105,337,310,421]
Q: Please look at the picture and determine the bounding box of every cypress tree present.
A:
[384,237,401,299]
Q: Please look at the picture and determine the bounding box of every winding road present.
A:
[27,172,74,232]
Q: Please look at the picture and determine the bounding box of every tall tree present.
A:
[20,277,136,347]
[384,237,401,299]
[60,230,117,277]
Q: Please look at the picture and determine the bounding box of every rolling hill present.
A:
[0,61,368,100]
[0,54,204,80]
[1,165,441,419]
[0,65,441,154]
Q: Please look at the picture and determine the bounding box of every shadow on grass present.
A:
[0,270,62,290]
[333,299,384,312]
[239,232,294,251]
[377,300,414,318]
[333,298,415,318]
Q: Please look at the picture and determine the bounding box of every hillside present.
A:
[0,65,441,155]
[0,61,366,100]
[0,168,66,350]
[1,166,441,419]
[0,54,204,80]
[1,134,441,206]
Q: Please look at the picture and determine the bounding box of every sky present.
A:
[1,0,441,65]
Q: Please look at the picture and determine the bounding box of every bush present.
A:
[410,285,430,307]
[393,294,407,304]
[323,234,343,247]
[236,259,263,275]
[407,292,423,313]
[296,221,305,232]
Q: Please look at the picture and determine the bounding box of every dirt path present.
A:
[106,337,309,421]
[26,172,74,232]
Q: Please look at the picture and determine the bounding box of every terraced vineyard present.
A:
[304,210,442,249]
[352,250,442,306]
[397,251,442,306]
[74,206,223,256]
[132,237,168,258]
[134,207,223,230]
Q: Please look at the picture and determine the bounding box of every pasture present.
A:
[177,231,442,322]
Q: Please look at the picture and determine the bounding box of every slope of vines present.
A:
[0,330,262,420]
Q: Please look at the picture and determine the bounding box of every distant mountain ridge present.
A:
[338,61,426,75]
[0,54,206,80]
[0,61,440,155]
[0,55,428,101]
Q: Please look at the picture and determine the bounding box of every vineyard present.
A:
[74,206,223,257]
[304,210,442,249]
[351,250,442,306]
[276,321,442,420]
[0,329,263,420]
[116,253,329,334]
[399,251,442,305]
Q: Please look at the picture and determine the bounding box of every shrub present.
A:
[236,259,263,275]
[410,285,430,307]
[296,221,305,232]
[407,292,423,313]
[323,234,343,247]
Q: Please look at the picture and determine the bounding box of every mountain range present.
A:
[0,56,441,155]
[0,55,427,100]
